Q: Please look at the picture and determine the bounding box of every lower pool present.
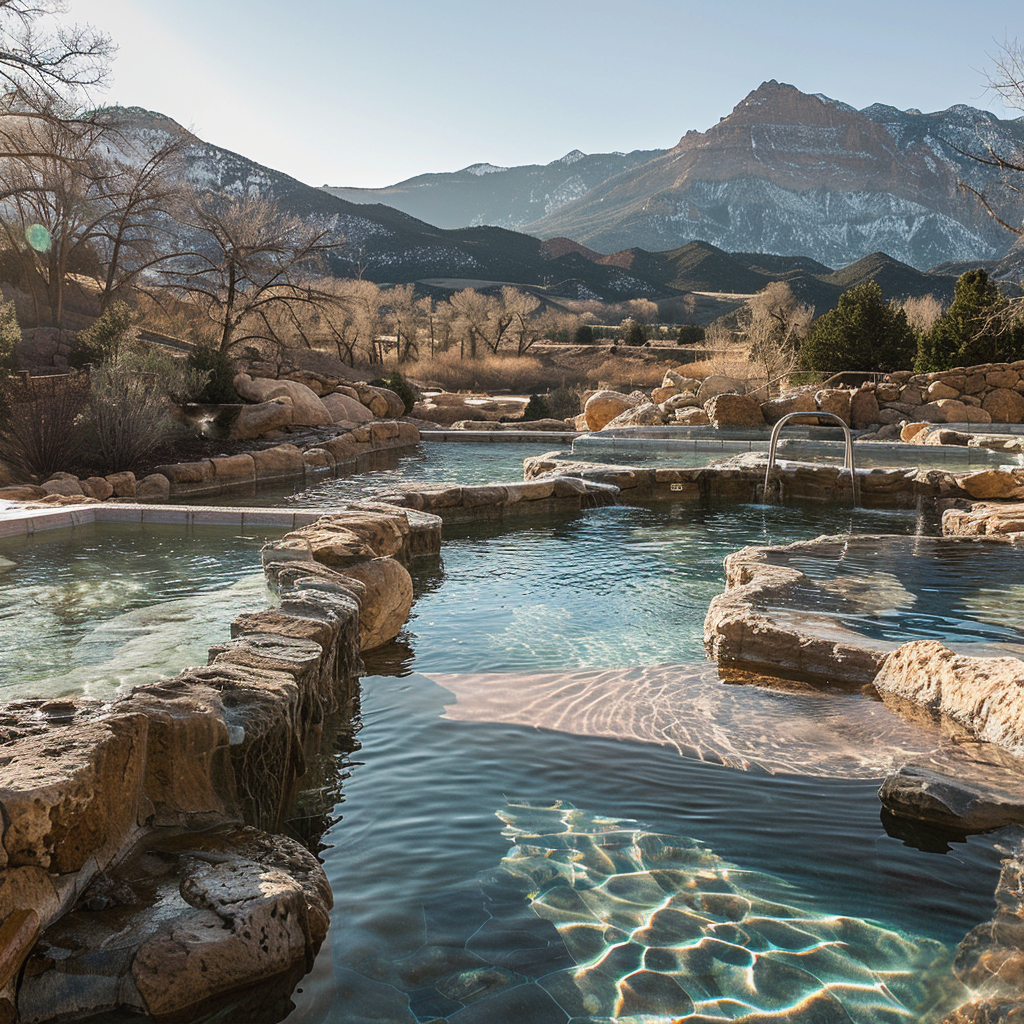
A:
[0,522,278,700]
[270,502,1009,1024]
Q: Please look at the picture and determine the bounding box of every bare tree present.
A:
[741,282,814,392]
[899,294,945,337]
[156,194,342,354]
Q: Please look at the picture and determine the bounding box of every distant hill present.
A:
[323,148,666,231]
[322,82,1024,272]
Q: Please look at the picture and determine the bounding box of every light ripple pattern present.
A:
[498,800,966,1023]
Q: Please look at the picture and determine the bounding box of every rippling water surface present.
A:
[0,522,276,698]
[278,501,1012,1024]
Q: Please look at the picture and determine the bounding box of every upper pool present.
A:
[0,522,277,700]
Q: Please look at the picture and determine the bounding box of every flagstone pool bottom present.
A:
[268,503,1011,1024]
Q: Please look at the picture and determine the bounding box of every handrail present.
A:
[763,411,860,506]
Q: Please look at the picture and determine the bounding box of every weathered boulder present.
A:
[80,476,114,501]
[323,392,373,424]
[956,469,1024,500]
[873,640,1024,757]
[602,401,666,429]
[983,388,1024,424]
[900,422,930,442]
[651,385,679,404]
[230,399,294,440]
[987,368,1021,389]
[696,374,745,403]
[40,473,82,497]
[340,556,414,650]
[135,474,170,501]
[584,389,637,431]
[850,388,880,429]
[233,374,332,427]
[759,392,816,425]
[815,388,852,425]
[663,370,701,393]
[675,407,710,426]
[364,385,406,419]
[105,471,136,498]
[706,393,765,430]
[250,445,306,481]
[660,392,701,411]
[927,380,960,401]
[929,398,993,424]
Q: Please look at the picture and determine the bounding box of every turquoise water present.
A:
[247,442,564,508]
[273,501,1011,1024]
[0,523,277,699]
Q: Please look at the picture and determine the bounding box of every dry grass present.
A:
[393,351,555,393]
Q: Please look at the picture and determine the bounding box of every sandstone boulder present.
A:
[323,392,374,424]
[661,393,701,411]
[663,371,701,393]
[583,390,637,431]
[850,387,880,429]
[233,374,332,427]
[80,476,114,501]
[815,388,852,425]
[983,387,1024,424]
[675,407,710,426]
[340,556,414,650]
[364,385,406,419]
[696,374,745,403]
[759,392,816,425]
[41,473,82,497]
[706,393,765,430]
[927,380,960,401]
[136,474,170,501]
[651,385,679,404]
[230,399,294,440]
[602,401,667,429]
[105,471,136,498]
[956,469,1024,500]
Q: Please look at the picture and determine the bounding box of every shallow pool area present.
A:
[270,501,1013,1024]
[0,522,278,700]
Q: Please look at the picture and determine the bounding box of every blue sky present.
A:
[71,0,1023,188]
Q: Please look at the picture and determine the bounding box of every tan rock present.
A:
[706,393,765,429]
[660,393,701,411]
[40,472,82,497]
[955,469,1024,500]
[323,392,373,424]
[210,454,256,484]
[987,369,1020,389]
[104,471,136,498]
[233,374,332,427]
[80,476,113,501]
[583,390,637,430]
[135,474,170,501]
[815,388,852,425]
[365,385,406,419]
[873,640,1024,757]
[230,399,294,440]
[663,371,701,393]
[760,392,816,425]
[927,380,960,400]
[696,374,746,402]
[850,387,880,429]
[983,388,1024,424]
[962,372,987,395]
[900,422,930,442]
[603,401,666,429]
[899,385,924,405]
[340,556,413,650]
[675,407,711,426]
[651,385,680,404]
[250,445,305,481]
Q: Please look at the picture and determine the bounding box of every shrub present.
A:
[623,319,647,347]
[521,393,550,420]
[187,343,237,403]
[81,361,179,472]
[677,324,706,345]
[916,270,1024,370]
[800,281,915,373]
[0,301,20,372]
[573,324,594,345]
[385,370,417,414]
[68,302,140,369]
[0,372,90,477]
[545,383,582,419]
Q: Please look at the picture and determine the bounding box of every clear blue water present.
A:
[274,501,1011,1024]
[0,523,277,698]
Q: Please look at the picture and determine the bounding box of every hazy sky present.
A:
[69,0,1024,189]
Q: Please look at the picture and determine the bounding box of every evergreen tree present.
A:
[800,281,915,373]
[623,319,647,347]
[917,270,1024,370]
[0,302,21,373]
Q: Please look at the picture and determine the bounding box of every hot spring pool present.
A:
[0,522,278,700]
[270,502,1012,1024]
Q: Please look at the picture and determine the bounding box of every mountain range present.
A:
[326,81,1024,273]
[109,99,1018,317]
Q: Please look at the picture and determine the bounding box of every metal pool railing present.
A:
[764,411,860,506]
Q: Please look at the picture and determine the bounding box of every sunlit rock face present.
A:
[497,800,965,1022]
